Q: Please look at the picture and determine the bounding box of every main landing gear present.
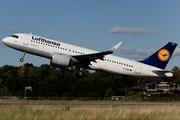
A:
[76,68,84,77]
[20,52,26,62]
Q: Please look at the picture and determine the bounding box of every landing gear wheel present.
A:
[20,52,26,62]
[78,71,84,76]
[20,58,24,62]
[76,71,84,77]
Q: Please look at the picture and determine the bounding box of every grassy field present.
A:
[0,105,180,120]
[1,99,180,120]
[2,99,180,106]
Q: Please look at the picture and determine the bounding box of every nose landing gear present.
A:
[20,52,26,62]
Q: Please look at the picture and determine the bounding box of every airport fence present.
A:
[0,96,111,101]
[123,96,180,102]
[27,97,112,101]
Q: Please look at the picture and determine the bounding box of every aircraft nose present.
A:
[2,37,9,45]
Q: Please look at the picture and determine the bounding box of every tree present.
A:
[172,66,180,85]
[0,63,179,98]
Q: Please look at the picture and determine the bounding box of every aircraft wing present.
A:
[72,42,122,62]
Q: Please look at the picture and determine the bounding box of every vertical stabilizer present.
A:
[139,42,177,69]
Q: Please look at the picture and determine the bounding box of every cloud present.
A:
[119,47,180,59]
[119,47,156,59]
[72,29,78,33]
[173,48,180,56]
[109,26,160,35]
[0,27,20,32]
[5,28,20,32]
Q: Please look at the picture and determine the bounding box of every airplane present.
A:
[2,33,177,77]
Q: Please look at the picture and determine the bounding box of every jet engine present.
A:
[50,52,70,68]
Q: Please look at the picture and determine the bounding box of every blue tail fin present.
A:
[139,42,177,69]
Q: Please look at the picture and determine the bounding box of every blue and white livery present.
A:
[2,33,177,77]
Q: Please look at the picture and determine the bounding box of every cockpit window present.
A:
[10,35,19,39]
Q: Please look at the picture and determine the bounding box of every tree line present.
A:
[0,63,180,98]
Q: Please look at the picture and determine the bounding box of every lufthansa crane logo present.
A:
[158,49,170,61]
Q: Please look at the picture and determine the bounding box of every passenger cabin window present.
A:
[11,35,19,39]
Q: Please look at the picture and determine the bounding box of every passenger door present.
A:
[135,63,141,74]
[23,35,30,45]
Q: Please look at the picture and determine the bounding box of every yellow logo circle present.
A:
[158,49,170,61]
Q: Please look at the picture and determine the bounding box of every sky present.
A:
[0,0,180,70]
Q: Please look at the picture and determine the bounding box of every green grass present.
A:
[1,100,180,120]
[2,99,180,106]
[0,105,180,120]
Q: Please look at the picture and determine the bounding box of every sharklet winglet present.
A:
[109,42,122,53]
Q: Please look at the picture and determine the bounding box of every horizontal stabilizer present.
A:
[152,70,173,73]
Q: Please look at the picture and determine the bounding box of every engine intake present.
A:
[50,52,70,68]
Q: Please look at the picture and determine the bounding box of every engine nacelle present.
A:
[50,52,70,68]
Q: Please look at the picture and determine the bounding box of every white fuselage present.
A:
[2,33,173,77]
